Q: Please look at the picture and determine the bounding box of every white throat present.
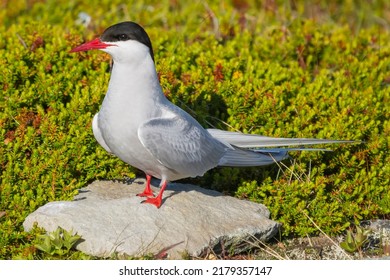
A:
[98,43,167,133]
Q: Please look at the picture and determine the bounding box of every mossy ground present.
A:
[0,0,389,259]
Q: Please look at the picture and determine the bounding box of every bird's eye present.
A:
[117,34,129,41]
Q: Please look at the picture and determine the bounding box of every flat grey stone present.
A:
[366,219,390,254]
[367,220,390,234]
[23,179,279,259]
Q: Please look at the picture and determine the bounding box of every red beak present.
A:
[69,38,115,53]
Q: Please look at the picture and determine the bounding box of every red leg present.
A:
[136,174,154,197]
[142,181,167,208]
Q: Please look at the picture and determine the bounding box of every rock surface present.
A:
[23,179,279,259]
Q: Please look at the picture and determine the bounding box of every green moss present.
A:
[1,0,389,258]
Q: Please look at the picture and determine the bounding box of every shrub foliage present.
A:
[0,0,389,258]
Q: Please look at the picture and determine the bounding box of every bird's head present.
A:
[70,21,154,64]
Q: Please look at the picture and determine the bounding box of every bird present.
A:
[70,21,354,208]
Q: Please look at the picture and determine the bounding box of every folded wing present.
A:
[138,116,227,177]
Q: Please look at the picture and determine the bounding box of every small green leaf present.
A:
[33,227,82,257]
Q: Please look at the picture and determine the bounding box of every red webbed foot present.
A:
[136,174,154,197]
[141,181,167,208]
[141,196,163,208]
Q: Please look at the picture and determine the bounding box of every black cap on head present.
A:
[101,21,154,61]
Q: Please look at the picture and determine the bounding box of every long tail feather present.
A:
[218,147,288,167]
[208,128,357,148]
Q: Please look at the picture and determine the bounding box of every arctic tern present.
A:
[70,21,354,208]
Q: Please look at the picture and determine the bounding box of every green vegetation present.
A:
[1,0,389,259]
[340,225,370,256]
[34,227,81,258]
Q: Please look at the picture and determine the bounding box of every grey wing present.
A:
[92,113,112,153]
[138,116,227,177]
